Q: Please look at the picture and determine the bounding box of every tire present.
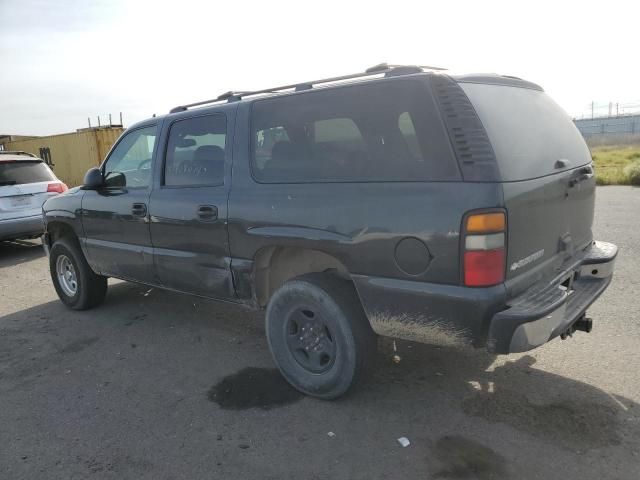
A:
[49,237,107,310]
[266,273,377,399]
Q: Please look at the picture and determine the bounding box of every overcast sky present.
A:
[1,0,637,136]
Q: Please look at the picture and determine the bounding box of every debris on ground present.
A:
[392,340,401,364]
[398,437,410,447]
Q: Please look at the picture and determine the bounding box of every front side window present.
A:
[103,125,157,188]
[250,79,460,183]
[164,114,226,187]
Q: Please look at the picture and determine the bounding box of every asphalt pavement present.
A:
[1,186,639,479]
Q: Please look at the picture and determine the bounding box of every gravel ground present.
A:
[1,186,639,480]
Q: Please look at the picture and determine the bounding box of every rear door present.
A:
[0,160,59,220]
[460,82,595,294]
[148,111,234,299]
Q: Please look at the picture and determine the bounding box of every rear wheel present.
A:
[266,273,377,399]
[49,237,107,310]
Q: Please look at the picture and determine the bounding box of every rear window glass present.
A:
[0,161,55,185]
[460,83,591,181]
[251,79,460,183]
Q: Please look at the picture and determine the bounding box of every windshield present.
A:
[460,83,591,181]
[0,160,56,186]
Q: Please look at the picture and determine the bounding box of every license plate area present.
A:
[10,195,31,208]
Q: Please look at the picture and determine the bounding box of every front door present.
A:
[82,124,158,282]
[148,112,234,299]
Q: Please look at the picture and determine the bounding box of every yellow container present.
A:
[4,127,124,187]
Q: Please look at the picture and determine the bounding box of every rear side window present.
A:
[460,83,592,181]
[398,112,421,160]
[251,79,460,182]
[0,161,55,186]
[164,114,226,187]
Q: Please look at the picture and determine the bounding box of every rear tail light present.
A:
[463,211,506,287]
[47,182,68,194]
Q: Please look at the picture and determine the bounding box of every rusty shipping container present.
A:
[3,127,124,187]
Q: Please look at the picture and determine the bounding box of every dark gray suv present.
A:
[42,64,617,399]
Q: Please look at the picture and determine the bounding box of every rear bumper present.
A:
[353,241,617,353]
[0,215,44,241]
[352,276,506,349]
[489,241,617,353]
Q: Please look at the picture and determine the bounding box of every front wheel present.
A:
[265,273,377,399]
[49,237,107,310]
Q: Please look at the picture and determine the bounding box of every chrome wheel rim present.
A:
[56,254,78,297]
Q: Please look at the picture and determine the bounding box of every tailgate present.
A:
[502,168,595,287]
[0,160,58,220]
[0,182,52,220]
[459,81,596,293]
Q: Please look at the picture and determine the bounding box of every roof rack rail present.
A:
[169,63,447,114]
[0,150,37,158]
[365,62,446,73]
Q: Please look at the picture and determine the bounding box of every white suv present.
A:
[0,151,67,241]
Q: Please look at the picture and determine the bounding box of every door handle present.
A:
[569,166,594,188]
[131,202,147,217]
[197,204,218,221]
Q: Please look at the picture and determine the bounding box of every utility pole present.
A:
[591,101,594,120]
[616,103,619,117]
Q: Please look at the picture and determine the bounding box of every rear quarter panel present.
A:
[228,103,504,292]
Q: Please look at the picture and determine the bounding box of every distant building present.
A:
[574,115,640,146]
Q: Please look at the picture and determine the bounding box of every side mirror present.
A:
[82,167,104,189]
[104,171,126,188]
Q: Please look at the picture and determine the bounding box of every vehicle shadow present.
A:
[0,239,44,269]
[368,338,635,452]
[1,281,638,479]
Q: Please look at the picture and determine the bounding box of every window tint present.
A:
[460,83,592,181]
[164,115,226,187]
[398,112,422,160]
[0,161,55,185]
[314,118,362,143]
[250,79,460,182]
[255,126,289,169]
[104,126,156,188]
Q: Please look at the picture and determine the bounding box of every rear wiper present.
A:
[0,181,17,186]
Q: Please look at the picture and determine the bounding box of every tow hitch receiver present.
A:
[561,315,593,340]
